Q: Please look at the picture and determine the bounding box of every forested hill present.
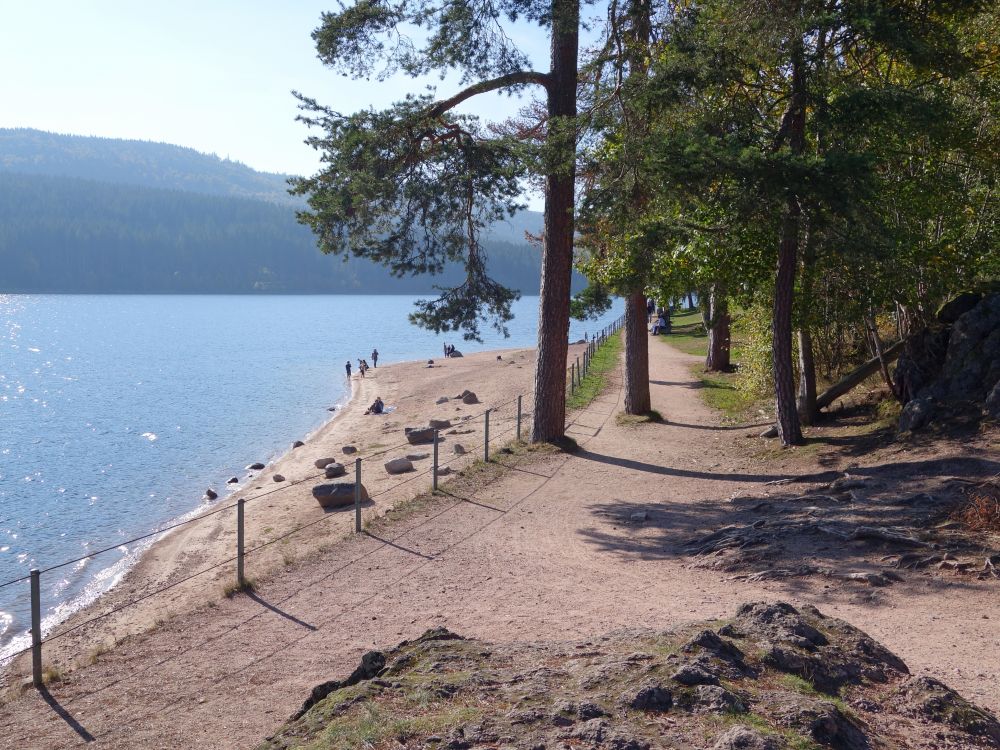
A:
[0,128,295,204]
[0,129,549,294]
[0,172,547,294]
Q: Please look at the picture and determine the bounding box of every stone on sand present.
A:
[385,457,415,474]
[312,482,368,509]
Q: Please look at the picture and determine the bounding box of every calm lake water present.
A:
[0,294,620,660]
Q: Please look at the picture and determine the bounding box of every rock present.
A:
[692,685,746,714]
[449,349,463,358]
[312,482,368,509]
[630,511,648,523]
[204,488,218,500]
[385,457,414,474]
[453,444,466,456]
[627,683,673,711]
[314,457,338,469]
[405,427,435,445]
[273,474,285,482]
[405,453,429,461]
[671,664,719,686]
[734,602,908,694]
[897,676,1000,743]
[898,396,934,432]
[773,698,869,750]
[577,701,608,719]
[247,462,265,471]
[461,391,478,404]
[429,418,452,430]
[342,445,358,455]
[436,396,449,404]
[711,726,779,750]
[291,440,305,449]
[937,291,983,324]
[437,466,453,476]
[324,463,346,478]
[986,379,1000,419]
[759,425,778,439]
[226,476,239,484]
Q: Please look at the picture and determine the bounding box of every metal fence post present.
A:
[30,569,42,687]
[484,409,491,462]
[571,364,576,394]
[432,429,439,493]
[237,498,245,588]
[576,357,581,384]
[354,458,362,533]
[516,395,522,442]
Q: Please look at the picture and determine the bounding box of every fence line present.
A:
[3,313,625,687]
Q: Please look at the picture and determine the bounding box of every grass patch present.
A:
[304,700,481,750]
[42,664,65,685]
[616,410,663,426]
[690,365,756,421]
[222,577,257,598]
[567,333,622,410]
[658,308,710,357]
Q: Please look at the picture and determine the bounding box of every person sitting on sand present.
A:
[365,396,384,415]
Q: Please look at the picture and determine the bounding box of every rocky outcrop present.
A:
[895,292,1000,430]
[261,603,1000,750]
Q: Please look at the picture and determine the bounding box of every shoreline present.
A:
[0,368,361,668]
[6,344,562,684]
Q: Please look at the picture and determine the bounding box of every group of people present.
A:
[647,298,671,335]
[443,343,457,357]
[345,349,379,379]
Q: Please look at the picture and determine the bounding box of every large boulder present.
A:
[461,390,479,405]
[405,427,435,445]
[385,457,414,474]
[312,482,368,509]
[314,457,338,470]
[937,291,983,324]
[899,396,935,432]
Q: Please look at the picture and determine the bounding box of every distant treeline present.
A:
[0,172,549,294]
[0,128,295,204]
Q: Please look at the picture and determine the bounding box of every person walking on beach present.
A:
[371,348,379,368]
[345,360,352,379]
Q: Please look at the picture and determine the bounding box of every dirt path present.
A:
[2,339,997,749]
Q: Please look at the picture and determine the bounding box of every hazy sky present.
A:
[0,1,559,179]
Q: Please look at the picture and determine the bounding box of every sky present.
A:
[0,0,563,184]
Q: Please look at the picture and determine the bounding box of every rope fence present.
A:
[2,314,625,687]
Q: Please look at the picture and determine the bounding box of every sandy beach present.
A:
[6,343,585,684]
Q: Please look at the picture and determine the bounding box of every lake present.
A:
[0,294,621,660]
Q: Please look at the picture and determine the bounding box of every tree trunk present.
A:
[531,0,579,442]
[796,328,817,425]
[624,289,651,414]
[866,314,899,400]
[705,284,731,372]
[815,340,904,410]
[772,39,805,447]
[687,292,695,310]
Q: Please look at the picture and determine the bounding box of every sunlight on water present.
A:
[0,294,620,659]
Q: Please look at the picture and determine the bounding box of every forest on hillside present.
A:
[0,172,548,294]
[0,128,296,204]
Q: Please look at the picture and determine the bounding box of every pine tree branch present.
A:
[426,71,551,119]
